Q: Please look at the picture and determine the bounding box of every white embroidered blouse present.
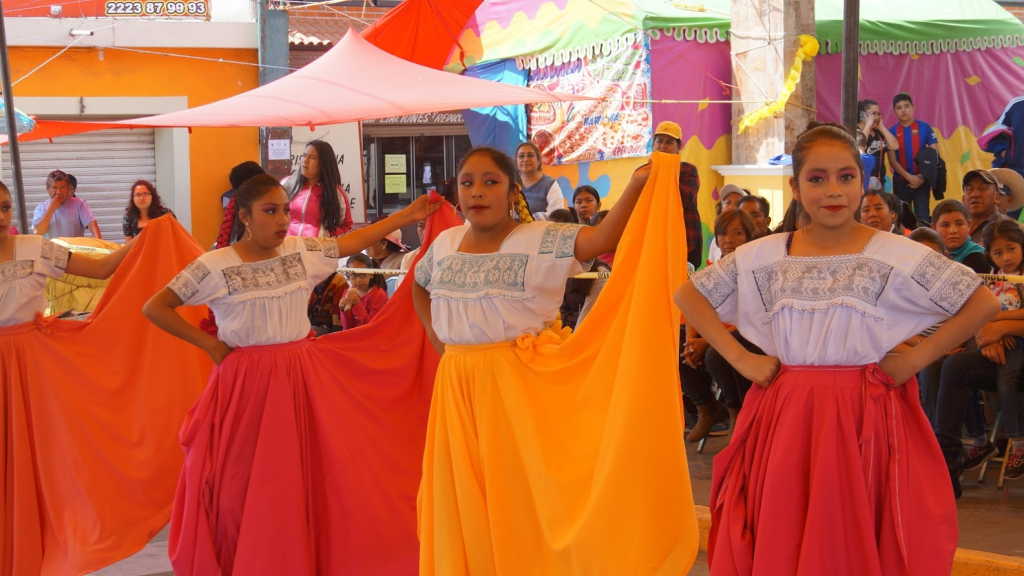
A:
[167,237,340,348]
[0,236,71,327]
[415,221,586,345]
[690,232,982,366]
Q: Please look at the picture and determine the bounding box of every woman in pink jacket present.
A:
[284,139,353,237]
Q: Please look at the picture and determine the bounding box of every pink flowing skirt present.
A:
[168,337,435,576]
[708,365,957,575]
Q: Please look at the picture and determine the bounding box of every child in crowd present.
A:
[909,226,945,254]
[932,199,991,273]
[572,185,601,225]
[591,209,614,265]
[856,130,879,191]
[932,220,1024,489]
[888,93,939,224]
[548,208,578,224]
[677,122,998,573]
[982,221,1024,477]
[682,209,759,442]
[338,253,389,330]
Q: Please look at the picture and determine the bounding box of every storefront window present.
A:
[363,134,474,220]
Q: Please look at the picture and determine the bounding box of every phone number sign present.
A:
[104,0,208,17]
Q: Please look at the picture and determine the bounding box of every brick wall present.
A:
[288,4,390,34]
[287,2,393,69]
[999,2,1024,24]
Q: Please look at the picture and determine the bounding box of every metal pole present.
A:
[0,0,29,233]
[840,0,860,135]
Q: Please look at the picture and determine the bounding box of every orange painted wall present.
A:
[9,46,260,248]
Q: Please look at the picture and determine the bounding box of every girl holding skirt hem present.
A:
[675,123,1000,575]
[1,180,215,576]
[144,174,440,575]
[413,147,700,575]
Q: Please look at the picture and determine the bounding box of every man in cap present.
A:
[646,120,703,269]
[964,168,1024,245]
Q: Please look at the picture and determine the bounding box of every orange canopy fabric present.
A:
[0,217,212,576]
[361,0,483,69]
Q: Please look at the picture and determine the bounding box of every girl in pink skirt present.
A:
[676,123,1000,575]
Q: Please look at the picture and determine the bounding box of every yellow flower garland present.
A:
[737,34,820,134]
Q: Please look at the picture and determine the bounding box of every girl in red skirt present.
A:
[676,123,1000,575]
[144,174,439,575]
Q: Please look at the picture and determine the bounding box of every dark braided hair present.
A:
[215,162,267,249]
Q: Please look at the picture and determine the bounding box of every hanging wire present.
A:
[6,33,301,72]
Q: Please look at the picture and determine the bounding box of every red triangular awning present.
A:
[361,0,482,70]
[2,27,585,143]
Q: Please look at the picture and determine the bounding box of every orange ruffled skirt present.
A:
[0,217,212,576]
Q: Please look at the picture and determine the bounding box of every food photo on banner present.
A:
[526,32,653,166]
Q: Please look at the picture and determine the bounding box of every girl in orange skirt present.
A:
[144,174,440,575]
[676,123,1000,575]
[412,147,699,575]
[1,181,215,576]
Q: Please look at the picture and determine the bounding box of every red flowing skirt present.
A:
[168,337,435,576]
[708,365,957,576]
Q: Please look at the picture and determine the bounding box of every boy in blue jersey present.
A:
[887,93,939,224]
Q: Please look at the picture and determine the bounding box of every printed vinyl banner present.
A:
[527,33,652,166]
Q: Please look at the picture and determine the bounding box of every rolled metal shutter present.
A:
[3,129,157,242]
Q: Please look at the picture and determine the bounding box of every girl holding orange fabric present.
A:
[144,174,439,575]
[0,183,135,326]
[412,147,698,574]
[676,124,999,575]
[2,182,214,576]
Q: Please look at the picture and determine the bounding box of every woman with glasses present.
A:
[286,140,353,238]
[123,179,174,240]
[515,141,565,220]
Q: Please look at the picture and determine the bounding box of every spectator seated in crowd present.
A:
[858,190,911,236]
[548,208,578,224]
[573,185,601,225]
[736,194,771,239]
[681,209,761,443]
[932,199,990,274]
[338,253,388,330]
[933,219,1024,496]
[706,184,748,264]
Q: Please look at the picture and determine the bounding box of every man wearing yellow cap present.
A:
[641,121,703,269]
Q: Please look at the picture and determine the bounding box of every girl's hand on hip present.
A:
[736,352,780,388]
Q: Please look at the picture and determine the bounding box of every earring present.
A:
[245,223,253,241]
[509,205,516,220]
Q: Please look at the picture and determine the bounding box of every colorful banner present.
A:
[526,33,653,166]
